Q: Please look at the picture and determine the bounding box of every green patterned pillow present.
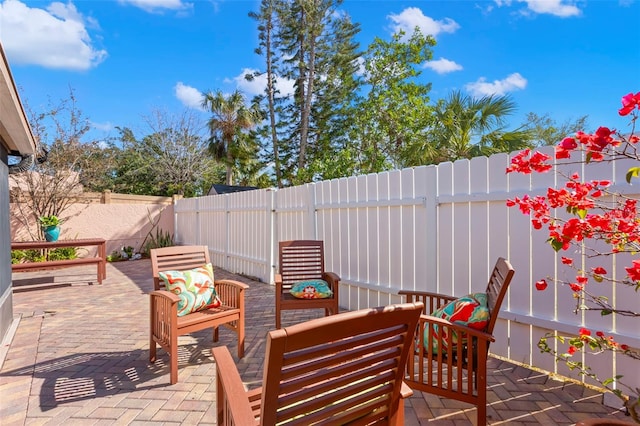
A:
[158,263,221,316]
[425,292,490,353]
[290,279,333,299]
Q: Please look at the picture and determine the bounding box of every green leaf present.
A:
[549,239,564,252]
[626,167,640,184]
[601,309,612,316]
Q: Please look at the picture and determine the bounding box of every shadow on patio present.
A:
[0,259,632,425]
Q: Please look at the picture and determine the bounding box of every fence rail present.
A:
[174,147,639,392]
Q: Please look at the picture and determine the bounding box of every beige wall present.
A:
[10,202,174,257]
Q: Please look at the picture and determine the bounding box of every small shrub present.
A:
[11,250,26,264]
[142,228,174,256]
[47,247,77,261]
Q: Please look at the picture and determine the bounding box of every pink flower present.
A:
[619,92,640,116]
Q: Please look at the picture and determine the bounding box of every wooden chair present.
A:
[399,257,515,426]
[274,240,340,328]
[212,302,424,425]
[149,245,248,384]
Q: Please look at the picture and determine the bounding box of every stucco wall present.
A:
[0,144,14,345]
[10,202,174,258]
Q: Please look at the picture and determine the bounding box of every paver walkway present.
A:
[0,259,633,425]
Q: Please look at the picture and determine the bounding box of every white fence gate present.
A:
[174,147,639,395]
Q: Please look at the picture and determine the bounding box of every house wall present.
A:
[10,201,175,257]
[0,143,14,345]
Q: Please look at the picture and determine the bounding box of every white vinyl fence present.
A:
[174,146,639,394]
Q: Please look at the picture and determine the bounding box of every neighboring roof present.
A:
[0,41,36,156]
[208,184,259,195]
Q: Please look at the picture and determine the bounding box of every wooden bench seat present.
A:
[12,257,104,284]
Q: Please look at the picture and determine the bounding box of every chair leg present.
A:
[170,335,178,384]
[214,326,219,342]
[149,336,156,363]
[237,316,245,358]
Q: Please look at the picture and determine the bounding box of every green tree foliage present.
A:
[201,90,263,185]
[250,0,286,188]
[521,112,589,147]
[113,109,220,197]
[252,0,362,185]
[405,90,532,165]
[352,29,436,173]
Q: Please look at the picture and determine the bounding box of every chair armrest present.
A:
[150,289,181,304]
[322,271,340,285]
[274,273,282,284]
[211,346,257,425]
[400,381,413,399]
[398,290,457,315]
[214,279,248,309]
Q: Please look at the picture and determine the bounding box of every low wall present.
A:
[10,196,175,257]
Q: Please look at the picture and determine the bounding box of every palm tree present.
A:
[201,90,262,185]
[429,90,531,162]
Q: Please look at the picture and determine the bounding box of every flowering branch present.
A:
[506,91,640,422]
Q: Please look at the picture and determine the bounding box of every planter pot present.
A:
[42,225,60,242]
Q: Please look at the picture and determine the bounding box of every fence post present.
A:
[102,190,111,204]
[195,197,201,246]
[268,188,276,285]
[306,183,317,239]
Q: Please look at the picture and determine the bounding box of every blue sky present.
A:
[1,0,638,145]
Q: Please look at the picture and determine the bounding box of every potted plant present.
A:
[506,91,640,423]
[38,215,62,242]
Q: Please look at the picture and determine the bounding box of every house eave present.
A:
[0,41,36,156]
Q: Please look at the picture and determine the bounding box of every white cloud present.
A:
[465,72,527,97]
[175,82,205,110]
[424,58,463,74]
[232,68,295,98]
[118,0,193,13]
[91,121,114,132]
[0,0,107,70]
[388,7,460,38]
[495,0,582,17]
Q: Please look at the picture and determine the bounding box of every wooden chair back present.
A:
[485,257,515,334]
[213,302,424,425]
[151,245,210,291]
[278,239,325,290]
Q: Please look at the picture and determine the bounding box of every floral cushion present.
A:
[158,263,221,316]
[289,279,333,299]
[425,293,490,353]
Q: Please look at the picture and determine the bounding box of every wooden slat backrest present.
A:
[260,302,423,425]
[278,240,325,289]
[485,257,515,335]
[150,245,210,291]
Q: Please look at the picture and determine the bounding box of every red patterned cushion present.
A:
[425,293,490,353]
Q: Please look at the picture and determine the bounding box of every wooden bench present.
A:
[11,239,107,285]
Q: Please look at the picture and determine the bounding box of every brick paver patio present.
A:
[0,259,633,425]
